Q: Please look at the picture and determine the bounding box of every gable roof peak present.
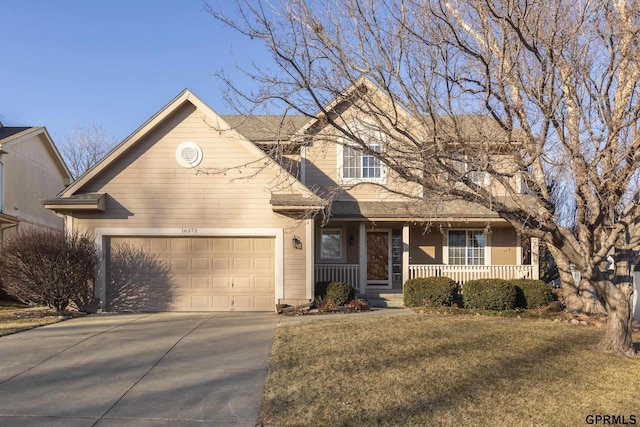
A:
[59,87,317,200]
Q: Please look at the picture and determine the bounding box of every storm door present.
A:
[366,231,391,287]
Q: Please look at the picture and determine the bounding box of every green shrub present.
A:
[511,279,553,308]
[325,281,355,306]
[463,279,517,310]
[314,281,332,298]
[403,277,458,307]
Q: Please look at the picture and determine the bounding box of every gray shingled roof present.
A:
[270,193,327,209]
[221,113,516,146]
[329,200,501,219]
[221,115,309,142]
[0,126,32,141]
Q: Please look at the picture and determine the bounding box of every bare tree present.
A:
[0,229,98,312]
[60,124,118,179]
[207,0,640,356]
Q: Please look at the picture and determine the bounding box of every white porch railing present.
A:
[315,264,536,290]
[409,264,535,284]
[315,264,360,289]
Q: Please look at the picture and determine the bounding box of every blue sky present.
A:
[0,0,269,143]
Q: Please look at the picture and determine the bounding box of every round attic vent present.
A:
[175,141,203,168]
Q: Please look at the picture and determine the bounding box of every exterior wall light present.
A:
[292,235,303,250]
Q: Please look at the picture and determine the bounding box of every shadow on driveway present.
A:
[0,312,278,427]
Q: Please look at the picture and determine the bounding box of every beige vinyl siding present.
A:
[408,226,518,266]
[303,112,422,201]
[70,102,308,307]
[304,140,339,192]
[314,224,360,265]
[410,228,443,264]
[490,227,518,265]
[3,134,66,232]
[74,105,292,224]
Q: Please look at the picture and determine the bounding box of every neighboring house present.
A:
[0,124,71,247]
[44,83,539,312]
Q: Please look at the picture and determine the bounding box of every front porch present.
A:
[316,263,537,294]
[314,220,539,296]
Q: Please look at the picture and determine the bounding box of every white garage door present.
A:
[106,236,275,312]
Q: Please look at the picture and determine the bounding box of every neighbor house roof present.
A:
[0,126,32,141]
[0,125,72,184]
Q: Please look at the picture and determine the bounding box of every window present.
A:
[338,120,386,184]
[448,230,486,265]
[321,229,342,259]
[342,143,382,180]
[451,156,488,186]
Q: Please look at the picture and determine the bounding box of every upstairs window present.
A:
[451,156,489,186]
[338,121,386,184]
[342,142,382,180]
[448,230,486,265]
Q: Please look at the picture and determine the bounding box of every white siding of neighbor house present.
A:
[2,132,68,238]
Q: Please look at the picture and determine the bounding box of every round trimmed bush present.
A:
[325,281,355,306]
[463,279,517,310]
[511,279,553,308]
[403,276,458,307]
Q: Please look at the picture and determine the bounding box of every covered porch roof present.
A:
[327,200,503,221]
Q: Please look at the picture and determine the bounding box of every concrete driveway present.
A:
[0,312,279,427]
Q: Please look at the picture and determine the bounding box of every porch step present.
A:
[360,292,405,308]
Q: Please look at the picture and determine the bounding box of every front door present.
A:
[367,231,391,287]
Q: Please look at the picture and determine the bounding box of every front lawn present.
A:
[261,314,640,426]
[0,303,63,336]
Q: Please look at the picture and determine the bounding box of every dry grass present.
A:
[0,304,62,336]
[261,314,640,427]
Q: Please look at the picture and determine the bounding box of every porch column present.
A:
[531,237,540,279]
[359,222,366,294]
[305,219,315,301]
[402,223,410,285]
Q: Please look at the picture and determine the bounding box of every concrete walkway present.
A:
[0,312,279,427]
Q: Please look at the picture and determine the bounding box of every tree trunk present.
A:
[596,280,636,357]
[547,245,583,312]
[594,250,637,357]
[579,278,606,315]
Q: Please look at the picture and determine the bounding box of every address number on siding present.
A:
[181,228,198,234]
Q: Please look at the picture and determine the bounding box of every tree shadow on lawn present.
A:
[262,317,636,426]
[347,327,628,425]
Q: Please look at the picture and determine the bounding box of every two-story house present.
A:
[0,124,71,247]
[44,82,538,312]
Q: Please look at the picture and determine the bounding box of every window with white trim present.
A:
[320,229,342,259]
[342,142,382,180]
[338,121,386,184]
[448,230,486,265]
[452,156,488,186]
